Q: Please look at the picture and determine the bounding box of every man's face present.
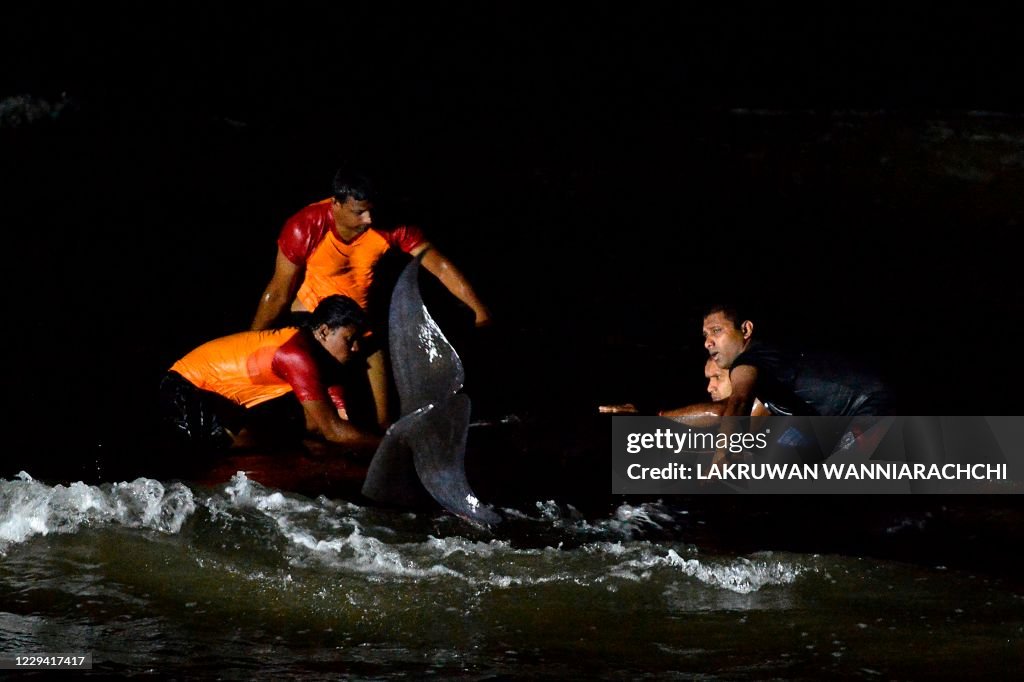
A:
[331,197,373,238]
[705,358,732,402]
[702,311,749,369]
[319,324,362,364]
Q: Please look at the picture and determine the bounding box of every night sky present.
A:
[3,4,1023,455]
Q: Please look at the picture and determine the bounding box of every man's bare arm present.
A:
[301,399,381,453]
[414,243,492,327]
[657,401,723,429]
[720,365,758,418]
[252,249,304,330]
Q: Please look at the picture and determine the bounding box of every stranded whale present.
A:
[361,251,501,525]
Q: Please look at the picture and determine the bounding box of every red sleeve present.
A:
[378,224,426,253]
[272,331,332,404]
[327,385,346,412]
[277,200,332,264]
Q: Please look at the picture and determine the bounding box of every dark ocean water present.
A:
[2,471,1023,679]
[3,105,1024,677]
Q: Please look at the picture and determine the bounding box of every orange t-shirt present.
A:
[170,328,345,409]
[277,199,425,312]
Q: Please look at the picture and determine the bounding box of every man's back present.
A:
[732,340,892,416]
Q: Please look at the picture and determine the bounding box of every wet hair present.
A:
[332,169,375,204]
[703,302,753,330]
[303,295,367,332]
[704,356,720,375]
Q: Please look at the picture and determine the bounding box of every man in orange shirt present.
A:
[162,295,380,452]
[251,170,491,429]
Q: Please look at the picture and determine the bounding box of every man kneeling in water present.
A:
[160,295,381,453]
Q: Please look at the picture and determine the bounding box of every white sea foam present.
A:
[0,471,195,553]
[266,493,804,593]
[513,500,681,541]
[574,539,808,593]
[33,472,806,595]
[661,549,805,593]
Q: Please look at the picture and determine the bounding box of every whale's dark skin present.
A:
[362,252,501,525]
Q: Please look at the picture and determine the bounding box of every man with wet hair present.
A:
[654,357,770,420]
[704,356,731,403]
[701,301,896,467]
[598,358,768,418]
[702,302,892,419]
[162,294,381,452]
[250,169,492,429]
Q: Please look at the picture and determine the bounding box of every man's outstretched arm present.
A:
[413,243,492,327]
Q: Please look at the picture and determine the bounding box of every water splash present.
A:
[2,471,810,596]
[197,476,809,594]
[0,471,195,553]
